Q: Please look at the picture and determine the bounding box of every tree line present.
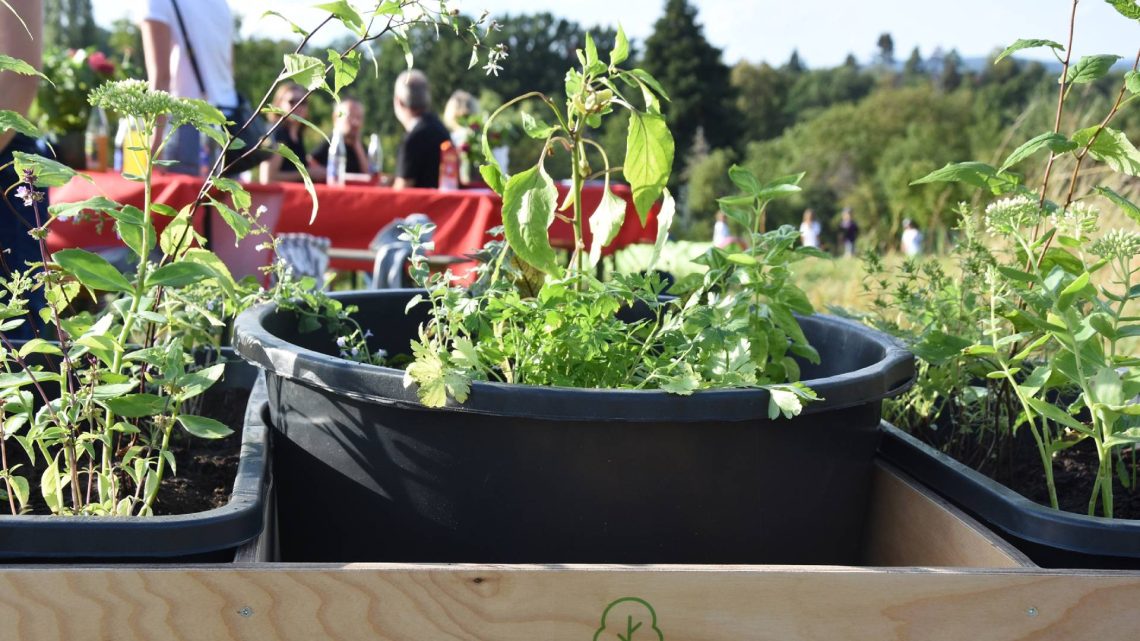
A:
[45,0,1140,250]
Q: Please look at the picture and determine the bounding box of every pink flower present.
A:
[87,51,115,76]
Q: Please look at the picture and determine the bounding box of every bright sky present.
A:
[95,0,1138,67]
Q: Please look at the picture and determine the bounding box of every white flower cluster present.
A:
[1090,229,1140,261]
[1050,202,1099,240]
[983,195,1043,235]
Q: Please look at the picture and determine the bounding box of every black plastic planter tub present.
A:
[878,422,1140,569]
[0,355,270,563]
[234,289,914,565]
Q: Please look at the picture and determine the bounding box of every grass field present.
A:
[610,241,897,315]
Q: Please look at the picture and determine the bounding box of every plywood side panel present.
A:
[864,463,1033,568]
[0,564,1137,641]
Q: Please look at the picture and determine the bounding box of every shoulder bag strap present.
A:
[168,0,208,98]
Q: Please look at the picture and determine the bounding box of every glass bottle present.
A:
[84,107,110,172]
[367,133,383,183]
[327,130,347,186]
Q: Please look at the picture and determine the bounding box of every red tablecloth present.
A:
[48,172,658,274]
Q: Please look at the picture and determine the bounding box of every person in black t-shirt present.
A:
[392,70,451,189]
[310,97,368,180]
[261,83,312,182]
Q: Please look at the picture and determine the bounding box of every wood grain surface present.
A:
[864,463,1032,568]
[0,564,1139,640]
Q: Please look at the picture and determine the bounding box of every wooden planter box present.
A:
[1,461,1138,640]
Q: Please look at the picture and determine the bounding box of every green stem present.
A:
[140,416,175,513]
[571,138,586,277]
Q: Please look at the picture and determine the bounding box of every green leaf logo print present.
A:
[594,597,664,641]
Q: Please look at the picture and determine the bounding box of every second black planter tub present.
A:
[879,422,1140,569]
[0,354,270,563]
[234,290,914,564]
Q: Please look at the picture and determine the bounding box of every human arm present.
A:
[139,16,173,155]
[0,0,43,151]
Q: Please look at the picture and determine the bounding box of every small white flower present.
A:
[336,336,348,348]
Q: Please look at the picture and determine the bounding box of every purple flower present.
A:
[14,185,43,207]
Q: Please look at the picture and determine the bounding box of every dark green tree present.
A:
[641,0,740,181]
[44,0,99,51]
[903,46,924,81]
[876,32,895,67]
[940,49,963,92]
[731,61,791,141]
[784,49,805,74]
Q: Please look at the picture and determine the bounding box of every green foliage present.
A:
[0,0,500,517]
[640,0,739,182]
[33,47,124,134]
[398,44,821,414]
[401,165,821,416]
[869,10,1140,517]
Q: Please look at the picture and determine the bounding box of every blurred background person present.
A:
[392,69,450,189]
[309,96,368,182]
[442,89,478,148]
[838,207,858,257]
[260,82,311,183]
[138,0,237,174]
[1,0,46,340]
[799,208,821,248]
[901,218,923,257]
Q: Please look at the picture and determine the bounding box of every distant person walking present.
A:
[901,219,923,257]
[712,211,743,248]
[838,207,858,256]
[799,208,821,248]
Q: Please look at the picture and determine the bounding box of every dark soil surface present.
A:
[996,438,1140,520]
[151,386,247,515]
[921,425,1140,520]
[12,386,246,516]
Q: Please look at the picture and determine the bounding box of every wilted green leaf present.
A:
[610,24,629,66]
[501,163,560,275]
[520,111,557,140]
[646,189,675,273]
[587,185,627,268]
[624,110,674,220]
[274,144,319,223]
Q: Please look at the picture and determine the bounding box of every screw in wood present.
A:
[238,607,254,617]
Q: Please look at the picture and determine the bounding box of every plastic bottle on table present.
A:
[84,107,109,172]
[327,130,347,186]
[367,133,383,183]
[438,140,459,191]
[119,117,148,177]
